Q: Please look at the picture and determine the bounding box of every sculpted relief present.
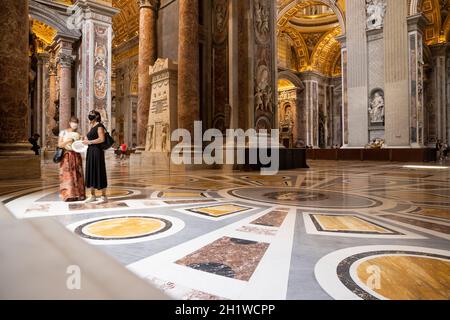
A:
[366,0,387,30]
[369,89,385,124]
[253,0,275,131]
[254,0,270,44]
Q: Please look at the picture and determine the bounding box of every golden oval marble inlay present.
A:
[84,217,165,238]
[357,255,450,300]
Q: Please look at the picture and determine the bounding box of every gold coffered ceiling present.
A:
[277,0,344,77]
[31,19,57,46]
[112,0,139,48]
[420,0,450,44]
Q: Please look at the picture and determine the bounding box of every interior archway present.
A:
[277,0,344,148]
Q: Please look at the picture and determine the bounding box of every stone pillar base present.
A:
[0,143,41,180]
[0,155,41,180]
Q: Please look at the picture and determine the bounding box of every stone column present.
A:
[77,1,118,135]
[336,35,348,147]
[0,0,30,150]
[36,53,50,148]
[137,0,159,147]
[384,0,410,147]
[303,78,319,148]
[407,14,427,147]
[228,0,239,129]
[447,50,450,143]
[237,0,251,130]
[178,0,200,135]
[57,48,73,131]
[431,44,448,143]
[252,0,277,131]
[345,0,368,147]
[0,0,41,179]
[367,26,385,143]
[47,59,58,149]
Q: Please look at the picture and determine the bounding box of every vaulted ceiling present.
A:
[111,0,139,48]
[420,0,450,44]
[277,1,344,77]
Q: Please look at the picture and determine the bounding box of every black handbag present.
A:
[53,147,64,163]
[102,131,115,150]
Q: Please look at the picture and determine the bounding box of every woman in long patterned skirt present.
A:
[58,117,86,202]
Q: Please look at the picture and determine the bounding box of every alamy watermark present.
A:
[170,121,280,175]
[66,265,81,290]
[366,265,381,290]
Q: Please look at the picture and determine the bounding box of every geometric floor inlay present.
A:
[77,216,171,240]
[229,187,383,209]
[380,214,450,234]
[67,214,185,245]
[250,209,288,227]
[309,214,401,235]
[186,204,252,218]
[2,159,450,300]
[315,246,450,300]
[356,255,450,300]
[411,207,450,219]
[176,237,269,281]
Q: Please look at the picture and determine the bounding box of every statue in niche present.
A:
[146,124,154,151]
[281,105,293,128]
[369,90,385,124]
[366,0,387,30]
[161,123,169,152]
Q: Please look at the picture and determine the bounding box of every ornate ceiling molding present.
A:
[280,26,310,71]
[277,0,346,35]
[112,0,139,47]
[31,19,57,45]
[29,0,81,40]
[310,26,341,76]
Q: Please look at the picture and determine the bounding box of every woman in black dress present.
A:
[83,110,108,204]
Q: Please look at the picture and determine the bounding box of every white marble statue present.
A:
[369,91,385,123]
[366,0,387,30]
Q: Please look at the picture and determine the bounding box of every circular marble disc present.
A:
[229,188,382,209]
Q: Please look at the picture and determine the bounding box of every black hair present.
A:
[89,110,101,123]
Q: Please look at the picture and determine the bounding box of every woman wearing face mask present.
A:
[83,110,108,204]
[58,116,86,202]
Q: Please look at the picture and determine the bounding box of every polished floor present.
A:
[1,157,450,300]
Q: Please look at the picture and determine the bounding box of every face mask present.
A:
[70,122,78,130]
[88,115,96,121]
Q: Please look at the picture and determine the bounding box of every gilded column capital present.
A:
[137,0,160,11]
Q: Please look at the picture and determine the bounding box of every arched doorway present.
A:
[28,0,81,150]
[277,72,305,148]
[277,0,345,148]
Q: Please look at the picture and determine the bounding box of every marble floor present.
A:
[1,158,450,300]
